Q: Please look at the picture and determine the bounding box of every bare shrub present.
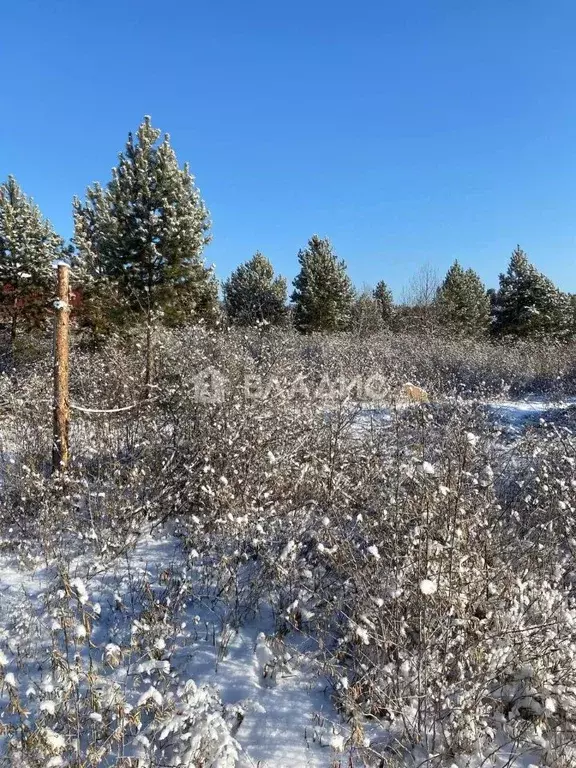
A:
[2,326,576,765]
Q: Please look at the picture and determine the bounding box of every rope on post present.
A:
[70,402,145,414]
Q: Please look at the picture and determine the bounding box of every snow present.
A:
[70,576,89,604]
[466,431,479,445]
[367,544,380,559]
[349,395,576,439]
[3,390,575,765]
[0,530,346,767]
[43,727,66,751]
[137,685,164,707]
[485,398,575,424]
[419,579,438,595]
[194,620,342,766]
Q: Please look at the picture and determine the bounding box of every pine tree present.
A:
[291,236,355,333]
[568,294,576,338]
[435,260,490,336]
[0,176,64,347]
[351,289,385,335]
[373,280,394,324]
[73,116,217,332]
[493,246,570,338]
[486,288,498,309]
[223,252,287,326]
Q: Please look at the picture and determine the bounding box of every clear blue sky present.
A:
[2,0,576,298]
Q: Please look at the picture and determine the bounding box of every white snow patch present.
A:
[420,579,438,596]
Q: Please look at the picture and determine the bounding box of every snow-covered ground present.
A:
[483,397,576,433]
[0,522,549,768]
[2,393,574,766]
[350,396,576,437]
[0,530,348,767]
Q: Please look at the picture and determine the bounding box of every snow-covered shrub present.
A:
[0,533,243,767]
[135,679,240,767]
[4,326,576,766]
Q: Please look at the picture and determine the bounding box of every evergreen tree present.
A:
[223,252,287,326]
[373,280,394,324]
[0,176,64,347]
[73,116,217,331]
[291,236,355,333]
[568,294,576,338]
[486,288,498,309]
[435,260,490,336]
[493,246,570,338]
[351,289,385,335]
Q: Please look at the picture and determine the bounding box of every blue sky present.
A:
[1,0,576,298]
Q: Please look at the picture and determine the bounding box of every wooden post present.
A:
[52,262,70,474]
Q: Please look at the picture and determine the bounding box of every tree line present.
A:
[1,116,574,349]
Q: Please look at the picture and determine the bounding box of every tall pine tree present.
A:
[291,236,355,333]
[435,260,490,336]
[493,246,570,338]
[373,280,394,324]
[0,176,64,347]
[223,252,287,326]
[73,116,217,331]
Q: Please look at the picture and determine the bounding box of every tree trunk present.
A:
[144,304,153,399]
[143,274,154,398]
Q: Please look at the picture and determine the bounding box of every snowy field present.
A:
[1,393,574,766]
[0,521,549,768]
[3,327,576,767]
[352,395,576,439]
[0,531,351,767]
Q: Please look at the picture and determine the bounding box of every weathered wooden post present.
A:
[52,261,70,474]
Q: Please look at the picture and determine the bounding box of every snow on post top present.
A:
[52,259,71,269]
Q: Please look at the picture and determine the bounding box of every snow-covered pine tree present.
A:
[493,246,571,338]
[435,260,490,336]
[73,116,217,331]
[373,280,394,324]
[351,288,385,335]
[291,236,355,333]
[0,176,64,348]
[223,252,287,326]
[568,294,576,338]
